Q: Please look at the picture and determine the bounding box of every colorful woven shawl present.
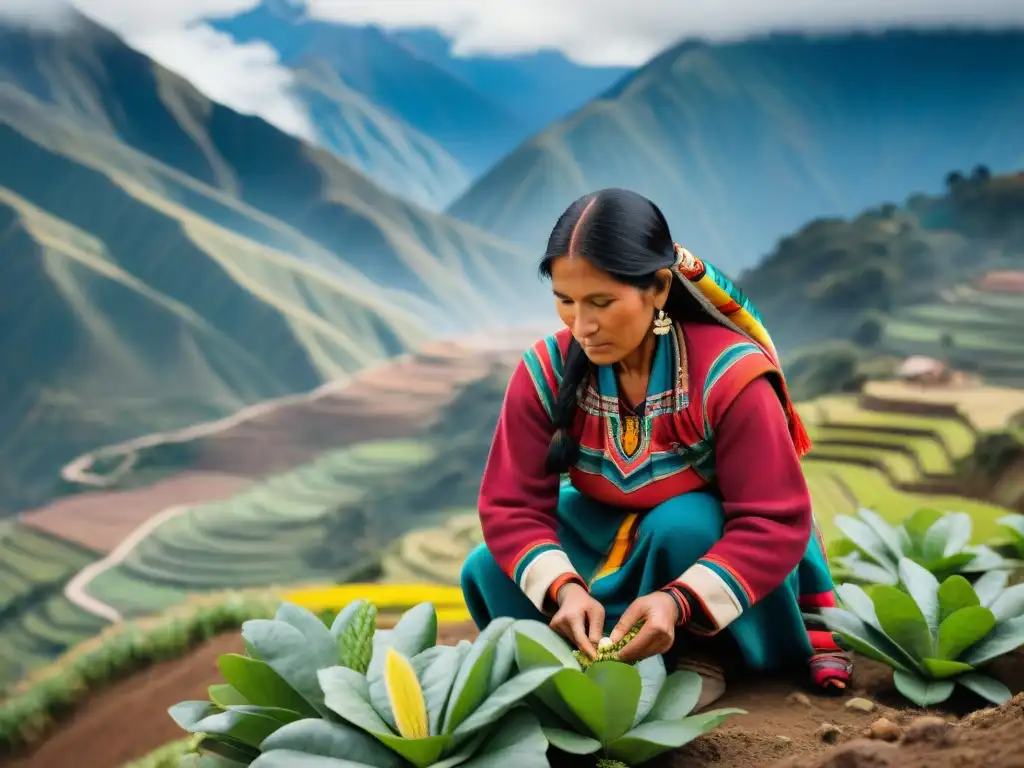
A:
[672,244,812,456]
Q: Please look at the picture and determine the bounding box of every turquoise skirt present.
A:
[461,481,836,671]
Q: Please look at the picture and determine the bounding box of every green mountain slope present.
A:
[447,31,1024,274]
[0,20,542,516]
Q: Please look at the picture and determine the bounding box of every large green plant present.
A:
[998,513,1024,559]
[819,557,1024,706]
[512,620,744,767]
[833,507,1014,585]
[169,601,556,767]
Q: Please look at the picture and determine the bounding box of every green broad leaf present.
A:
[318,665,392,736]
[898,558,940,636]
[903,508,943,552]
[251,751,378,766]
[218,654,318,717]
[632,656,667,726]
[170,701,220,731]
[962,545,1008,572]
[429,731,488,768]
[260,718,405,766]
[855,507,906,560]
[540,726,602,755]
[372,733,450,768]
[837,555,899,586]
[834,515,895,569]
[485,624,517,695]
[583,661,643,742]
[452,667,562,737]
[956,672,1013,705]
[937,606,996,660]
[545,667,608,740]
[817,607,920,673]
[921,658,975,679]
[870,585,934,660]
[973,571,1011,608]
[197,734,260,764]
[511,619,579,672]
[647,670,702,722]
[892,670,955,707]
[603,708,745,765]
[442,617,516,735]
[925,513,972,560]
[382,603,439,660]
[922,553,977,580]
[243,638,262,660]
[412,644,467,737]
[455,708,551,768]
[188,706,301,749]
[209,684,249,708]
[334,601,378,674]
[936,575,980,624]
[241,620,337,717]
[961,616,1024,667]
[276,602,334,641]
[989,584,1024,622]
[836,584,883,629]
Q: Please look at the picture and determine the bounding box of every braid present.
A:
[544,338,592,474]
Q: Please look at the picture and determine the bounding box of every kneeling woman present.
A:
[461,188,852,710]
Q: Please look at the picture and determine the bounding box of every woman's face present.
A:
[550,255,671,365]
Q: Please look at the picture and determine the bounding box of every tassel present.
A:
[788,407,813,457]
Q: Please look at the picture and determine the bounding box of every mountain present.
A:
[389,28,631,139]
[0,15,542,516]
[447,30,1024,275]
[209,4,526,183]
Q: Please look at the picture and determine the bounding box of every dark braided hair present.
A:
[539,188,715,475]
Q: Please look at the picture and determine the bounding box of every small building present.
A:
[895,355,953,386]
[976,270,1024,294]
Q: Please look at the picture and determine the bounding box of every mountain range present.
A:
[0,13,546,516]
[208,1,630,206]
[447,30,1024,274]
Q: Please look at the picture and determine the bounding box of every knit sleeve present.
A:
[477,336,587,612]
[669,373,813,634]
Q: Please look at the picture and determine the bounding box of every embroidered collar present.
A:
[588,323,689,416]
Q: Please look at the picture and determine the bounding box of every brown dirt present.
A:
[9,622,1024,768]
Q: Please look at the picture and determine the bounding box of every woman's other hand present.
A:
[550,582,605,659]
[608,592,680,663]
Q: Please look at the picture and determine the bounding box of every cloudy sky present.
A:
[2,0,1022,138]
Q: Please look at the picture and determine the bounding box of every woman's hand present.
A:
[550,582,605,659]
[608,592,680,663]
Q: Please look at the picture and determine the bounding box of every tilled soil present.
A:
[8,622,1023,768]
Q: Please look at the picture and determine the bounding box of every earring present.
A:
[653,309,672,335]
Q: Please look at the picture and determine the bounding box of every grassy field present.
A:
[882,285,1024,385]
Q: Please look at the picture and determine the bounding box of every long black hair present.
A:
[538,188,717,474]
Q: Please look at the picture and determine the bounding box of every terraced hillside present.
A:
[0,335,530,691]
[882,284,1024,385]
[380,382,1023,587]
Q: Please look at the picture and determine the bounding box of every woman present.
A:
[460,188,851,709]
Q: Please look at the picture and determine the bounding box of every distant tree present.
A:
[879,203,899,218]
[945,171,965,191]
[852,312,886,347]
[971,164,992,183]
[940,332,955,350]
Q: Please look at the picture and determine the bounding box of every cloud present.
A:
[0,0,314,140]
[305,0,1024,65]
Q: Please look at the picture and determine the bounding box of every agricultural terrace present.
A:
[882,284,1024,385]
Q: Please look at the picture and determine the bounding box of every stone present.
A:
[787,692,812,707]
[868,717,902,742]
[903,715,957,746]
[845,697,876,713]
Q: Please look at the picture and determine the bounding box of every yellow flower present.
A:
[384,647,429,740]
